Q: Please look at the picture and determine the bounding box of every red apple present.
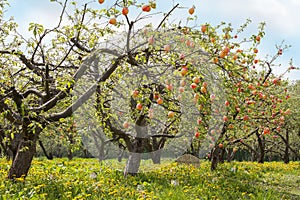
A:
[188,6,195,15]
[132,90,139,98]
[195,132,200,138]
[225,100,230,106]
[168,111,175,118]
[197,118,202,125]
[179,87,185,93]
[148,36,155,45]
[109,18,117,25]
[190,83,197,89]
[136,103,143,110]
[157,98,163,105]
[123,121,129,129]
[243,115,249,121]
[201,25,207,33]
[164,44,171,52]
[142,5,151,12]
[166,84,173,91]
[122,7,129,15]
[181,67,188,76]
[192,77,200,84]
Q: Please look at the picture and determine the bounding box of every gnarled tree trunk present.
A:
[8,139,37,179]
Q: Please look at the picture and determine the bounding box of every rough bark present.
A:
[151,149,162,164]
[38,140,53,160]
[124,153,141,176]
[256,131,265,163]
[283,129,290,164]
[8,139,37,179]
[211,147,221,171]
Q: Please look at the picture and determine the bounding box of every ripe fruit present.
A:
[132,90,139,97]
[200,86,207,93]
[166,84,173,91]
[142,5,151,12]
[213,57,219,63]
[223,46,230,54]
[253,48,258,53]
[218,143,223,148]
[98,0,104,4]
[256,35,260,42]
[195,132,200,138]
[178,87,185,93]
[225,100,230,106]
[190,83,197,89]
[254,59,259,64]
[148,36,155,45]
[164,44,171,52]
[153,93,159,100]
[192,77,200,84]
[188,6,195,15]
[157,98,163,105]
[122,7,129,15]
[180,79,186,87]
[136,103,143,110]
[197,118,202,125]
[181,67,188,76]
[263,127,270,135]
[179,53,185,60]
[168,111,175,118]
[123,121,129,129]
[243,115,249,121]
[219,50,226,58]
[223,116,228,122]
[109,18,117,25]
[201,25,207,33]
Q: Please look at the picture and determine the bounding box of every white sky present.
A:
[4,0,300,80]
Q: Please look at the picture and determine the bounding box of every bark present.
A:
[151,149,162,164]
[283,129,290,164]
[67,149,73,160]
[8,139,37,179]
[211,147,221,171]
[256,131,265,163]
[38,140,53,160]
[124,153,141,176]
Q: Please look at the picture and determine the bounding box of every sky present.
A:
[4,0,300,81]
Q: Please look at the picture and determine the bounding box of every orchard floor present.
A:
[0,158,299,200]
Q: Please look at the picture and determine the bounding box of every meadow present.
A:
[0,158,299,200]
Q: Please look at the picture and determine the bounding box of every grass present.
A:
[0,158,299,199]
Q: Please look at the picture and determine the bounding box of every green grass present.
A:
[0,158,299,199]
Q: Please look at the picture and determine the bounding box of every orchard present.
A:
[0,0,299,198]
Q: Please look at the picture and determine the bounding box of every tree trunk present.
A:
[67,149,73,160]
[256,131,265,163]
[38,140,53,160]
[124,152,141,176]
[151,149,162,164]
[283,129,290,164]
[211,147,220,171]
[219,148,225,163]
[8,139,36,179]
